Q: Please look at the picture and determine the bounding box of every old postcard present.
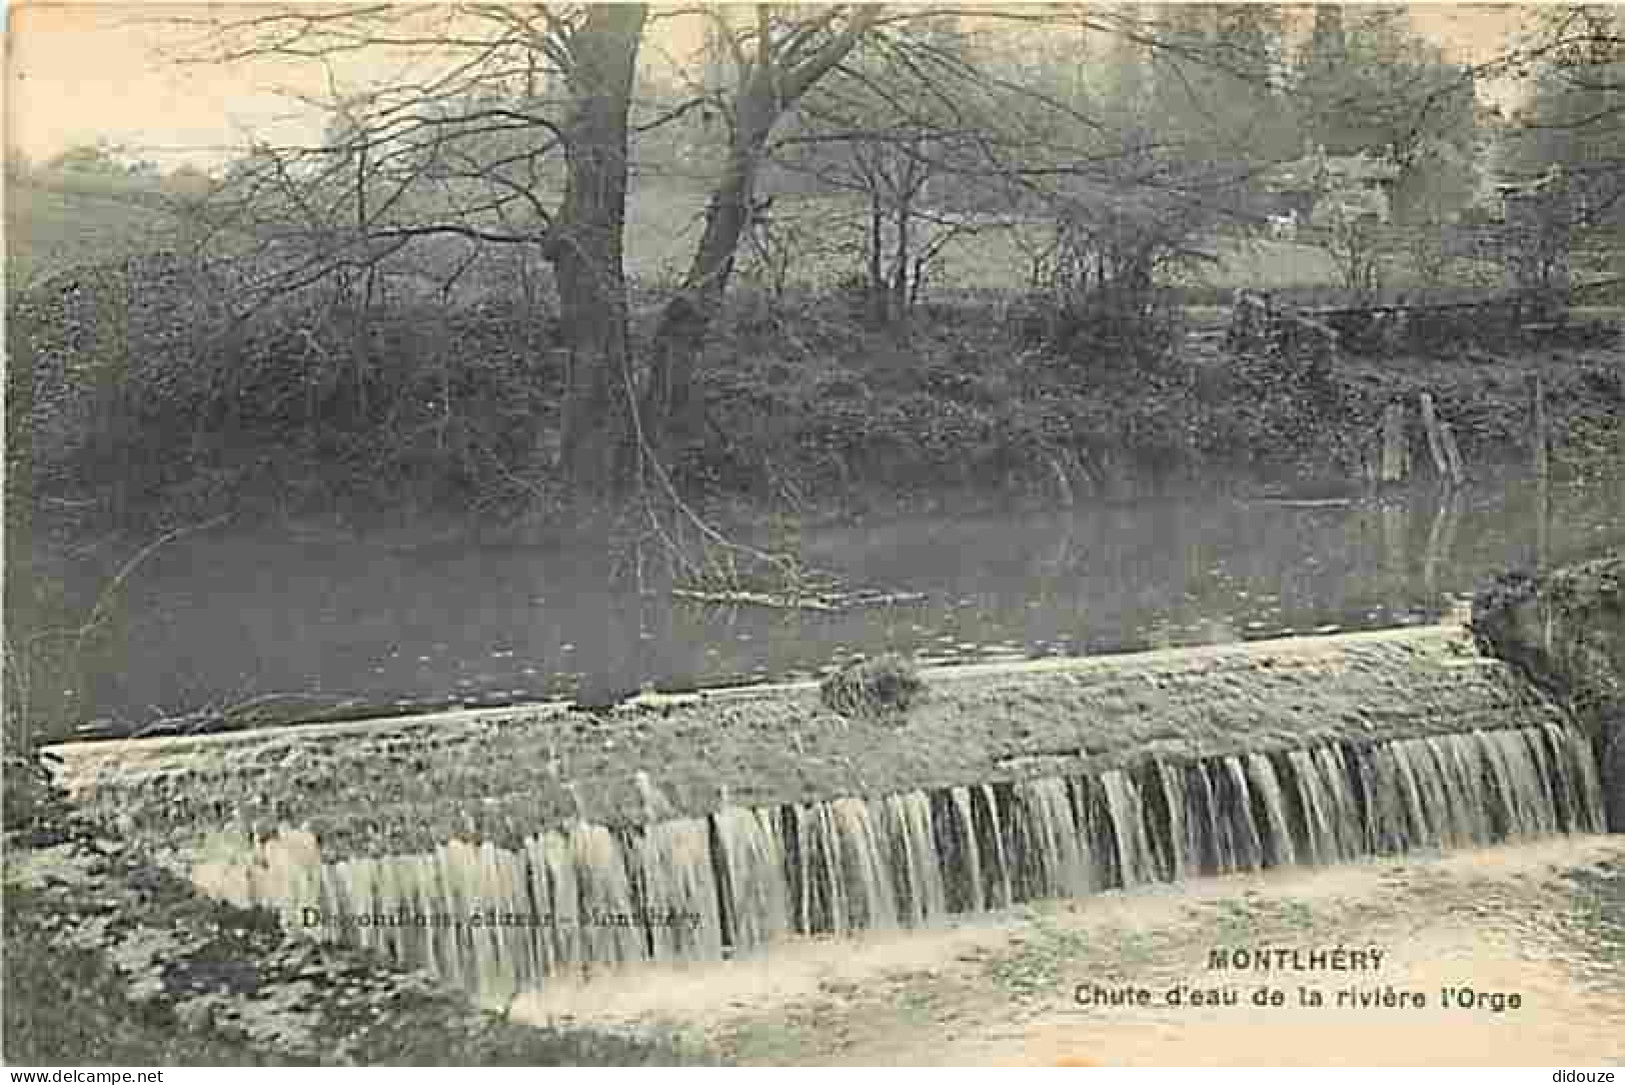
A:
[5,1,1622,1068]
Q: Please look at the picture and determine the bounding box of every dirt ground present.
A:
[510,836,1625,1067]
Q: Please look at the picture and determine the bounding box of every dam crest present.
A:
[51,623,1609,1003]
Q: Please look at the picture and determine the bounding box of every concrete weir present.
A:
[48,623,1607,1001]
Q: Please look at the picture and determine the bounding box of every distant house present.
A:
[1262,144,1402,226]
[1493,165,1576,225]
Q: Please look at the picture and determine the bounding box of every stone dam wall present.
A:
[51,622,1584,855]
[45,620,1606,997]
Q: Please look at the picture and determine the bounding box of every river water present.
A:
[33,469,1625,739]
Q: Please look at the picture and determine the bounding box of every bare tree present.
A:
[166,3,1355,496]
[1505,5,1625,287]
[544,5,647,488]
[767,15,1001,329]
[174,4,886,492]
[637,5,881,457]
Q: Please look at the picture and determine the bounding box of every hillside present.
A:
[5,174,201,289]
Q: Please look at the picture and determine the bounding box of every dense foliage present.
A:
[12,6,1624,529]
[10,235,1621,536]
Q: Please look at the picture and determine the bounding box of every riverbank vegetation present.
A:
[8,6,1623,545]
[10,208,1621,543]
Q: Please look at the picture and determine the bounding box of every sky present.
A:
[3,2,1539,172]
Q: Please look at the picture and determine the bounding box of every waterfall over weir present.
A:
[195,722,1603,1002]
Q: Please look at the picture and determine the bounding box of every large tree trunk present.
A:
[867,189,888,325]
[890,184,914,325]
[641,108,774,460]
[549,4,647,495]
[640,9,880,462]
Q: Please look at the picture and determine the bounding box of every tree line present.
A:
[31,3,1625,499]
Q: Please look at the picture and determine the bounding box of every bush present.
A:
[12,252,565,525]
[1,747,74,845]
[820,653,925,720]
[1020,181,1216,371]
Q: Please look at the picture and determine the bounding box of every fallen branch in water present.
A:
[122,690,368,741]
[672,586,927,612]
[6,513,235,750]
[75,513,235,656]
[1247,497,1356,508]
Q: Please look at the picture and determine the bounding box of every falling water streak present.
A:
[793,803,850,934]
[711,804,791,954]
[1219,756,1265,873]
[1010,777,1092,899]
[434,843,470,991]
[571,821,641,970]
[1429,734,1485,846]
[457,839,516,998]
[1533,725,1571,831]
[1285,751,1329,866]
[1156,763,1189,881]
[635,817,724,963]
[533,829,581,974]
[365,853,401,967]
[1323,744,1369,860]
[1393,741,1438,847]
[1521,728,1561,834]
[1518,729,1561,834]
[887,791,947,927]
[192,723,1604,998]
[408,848,446,985]
[264,830,324,932]
[1478,730,1527,840]
[1417,738,1466,848]
[835,797,900,932]
[1545,722,1605,833]
[978,783,1015,910]
[1182,761,1221,876]
[482,842,537,993]
[1244,754,1298,869]
[947,785,985,915]
[1099,771,1153,888]
[1371,744,1419,852]
[1500,729,1555,836]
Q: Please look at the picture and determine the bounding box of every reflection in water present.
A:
[1421,489,1464,596]
[34,472,1624,737]
[1536,472,1553,571]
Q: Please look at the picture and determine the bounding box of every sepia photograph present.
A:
[3,0,1622,1068]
